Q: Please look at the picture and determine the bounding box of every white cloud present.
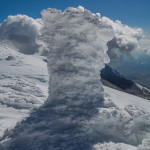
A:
[0,11,145,59]
[139,38,150,55]
[102,17,144,59]
[1,7,144,150]
[0,15,43,54]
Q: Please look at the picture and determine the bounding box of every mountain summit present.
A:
[0,6,150,150]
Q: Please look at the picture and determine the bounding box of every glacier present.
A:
[0,6,150,150]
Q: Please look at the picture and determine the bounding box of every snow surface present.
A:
[0,41,48,137]
[104,86,150,149]
[0,6,149,150]
[136,83,150,93]
[0,104,28,137]
[93,142,137,150]
[104,86,150,113]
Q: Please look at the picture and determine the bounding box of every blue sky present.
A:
[0,0,150,38]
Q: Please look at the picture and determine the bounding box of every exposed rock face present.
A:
[101,65,150,100]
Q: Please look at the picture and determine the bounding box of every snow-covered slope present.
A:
[104,86,150,112]
[0,41,48,136]
[0,104,28,137]
[1,42,150,149]
[101,65,150,100]
[0,6,149,150]
[104,86,150,149]
[0,7,150,150]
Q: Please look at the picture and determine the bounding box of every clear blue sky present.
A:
[0,0,150,38]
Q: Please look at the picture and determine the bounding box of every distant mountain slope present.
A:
[101,65,150,100]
